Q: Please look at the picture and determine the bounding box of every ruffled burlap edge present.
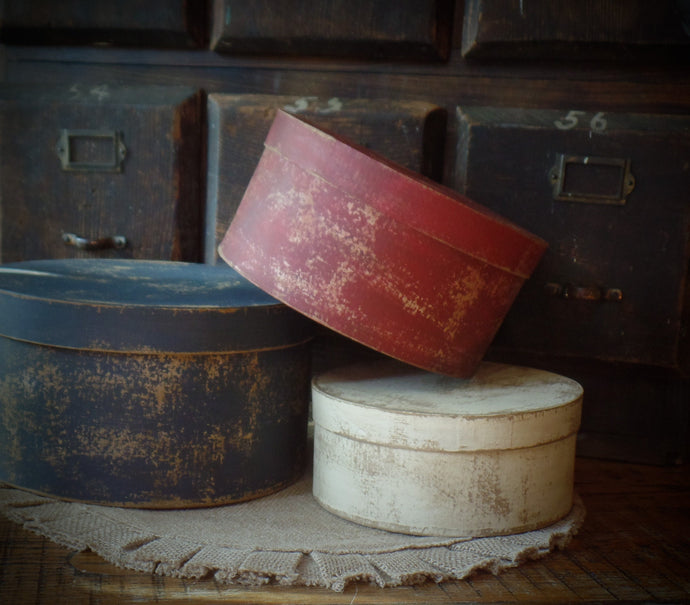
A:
[0,484,584,592]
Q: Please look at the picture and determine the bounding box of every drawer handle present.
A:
[545,282,622,302]
[62,233,127,251]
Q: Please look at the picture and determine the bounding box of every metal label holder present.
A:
[56,129,127,173]
[549,154,635,205]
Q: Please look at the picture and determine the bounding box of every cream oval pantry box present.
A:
[312,361,583,537]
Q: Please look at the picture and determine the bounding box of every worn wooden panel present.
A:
[0,0,207,48]
[210,0,453,60]
[5,46,690,117]
[461,0,690,61]
[206,94,447,263]
[571,363,690,465]
[0,84,204,263]
[453,106,690,375]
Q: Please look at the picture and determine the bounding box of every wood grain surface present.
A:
[0,84,204,264]
[1,456,688,603]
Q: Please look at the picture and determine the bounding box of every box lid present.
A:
[219,111,549,378]
[0,259,312,352]
[312,360,583,452]
[264,110,547,278]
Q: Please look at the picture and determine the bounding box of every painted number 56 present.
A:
[554,110,607,133]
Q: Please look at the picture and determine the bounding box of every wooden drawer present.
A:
[0,84,204,263]
[0,0,207,48]
[206,94,446,263]
[210,0,453,60]
[452,107,690,374]
[461,0,690,61]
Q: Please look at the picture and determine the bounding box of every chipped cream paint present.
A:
[312,361,582,537]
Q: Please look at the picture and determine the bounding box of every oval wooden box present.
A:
[312,360,583,537]
[0,259,313,508]
[218,110,547,378]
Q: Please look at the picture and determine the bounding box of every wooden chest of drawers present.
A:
[453,106,690,377]
[0,84,204,263]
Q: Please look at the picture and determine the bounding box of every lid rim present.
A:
[0,260,312,352]
[262,144,539,279]
[266,110,548,277]
[311,361,584,452]
[0,288,288,311]
[314,419,582,454]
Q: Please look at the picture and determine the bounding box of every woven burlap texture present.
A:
[0,473,585,592]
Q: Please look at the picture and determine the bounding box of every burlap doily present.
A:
[0,467,584,592]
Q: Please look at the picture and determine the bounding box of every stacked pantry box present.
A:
[0,0,688,476]
[216,109,587,537]
[0,259,314,507]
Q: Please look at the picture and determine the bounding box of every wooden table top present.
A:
[1,456,688,604]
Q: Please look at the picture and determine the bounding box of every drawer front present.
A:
[206,94,446,263]
[453,107,690,372]
[461,0,690,61]
[210,0,453,60]
[0,0,207,48]
[0,84,204,263]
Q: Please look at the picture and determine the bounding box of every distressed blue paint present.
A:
[0,259,313,507]
[0,259,313,352]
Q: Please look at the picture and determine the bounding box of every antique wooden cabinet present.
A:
[452,107,690,375]
[451,106,690,463]
[0,84,204,263]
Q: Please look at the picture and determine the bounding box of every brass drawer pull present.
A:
[62,233,127,251]
[545,282,622,302]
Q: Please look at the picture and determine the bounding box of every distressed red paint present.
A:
[219,110,547,377]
